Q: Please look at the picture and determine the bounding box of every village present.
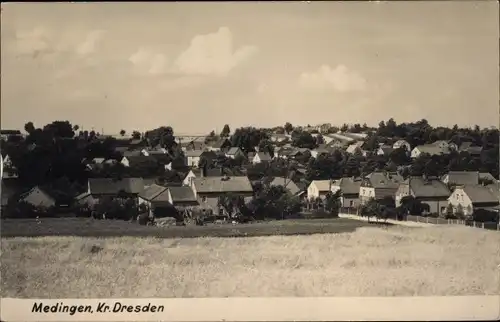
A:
[1,119,499,230]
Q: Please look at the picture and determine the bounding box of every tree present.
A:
[24,122,35,134]
[324,190,341,216]
[120,129,126,137]
[315,134,325,145]
[292,131,317,149]
[284,122,294,135]
[131,131,141,140]
[221,124,231,138]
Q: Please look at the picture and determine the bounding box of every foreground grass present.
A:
[1,225,499,298]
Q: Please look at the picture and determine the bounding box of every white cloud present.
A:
[13,26,52,57]
[298,64,367,92]
[76,30,105,56]
[128,48,169,75]
[173,27,258,76]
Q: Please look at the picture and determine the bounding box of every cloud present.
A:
[76,30,106,56]
[173,27,258,76]
[128,48,169,75]
[10,26,105,60]
[298,64,367,92]
[13,26,53,57]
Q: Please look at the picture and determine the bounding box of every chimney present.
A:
[201,164,207,178]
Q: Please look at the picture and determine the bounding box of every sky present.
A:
[1,1,498,135]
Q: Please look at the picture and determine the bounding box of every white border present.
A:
[1,296,499,321]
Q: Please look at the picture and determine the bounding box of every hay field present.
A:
[1,225,499,298]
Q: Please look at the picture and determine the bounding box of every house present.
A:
[458,142,483,156]
[346,142,364,155]
[0,130,23,141]
[180,140,206,151]
[359,172,404,205]
[225,147,245,159]
[270,177,300,195]
[207,138,231,152]
[138,184,169,216]
[141,147,167,156]
[395,177,451,215]
[330,177,362,209]
[307,180,332,200]
[270,134,290,143]
[411,144,450,158]
[310,145,335,158]
[121,155,156,168]
[86,178,144,202]
[191,176,254,212]
[441,171,482,187]
[377,145,394,156]
[19,186,56,209]
[183,169,197,186]
[184,150,205,167]
[252,152,272,164]
[1,179,22,210]
[123,150,142,157]
[167,186,199,208]
[447,185,500,217]
[392,139,411,152]
[2,154,14,168]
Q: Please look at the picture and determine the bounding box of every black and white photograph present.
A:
[1,1,499,301]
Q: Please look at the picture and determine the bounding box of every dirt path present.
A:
[338,213,435,228]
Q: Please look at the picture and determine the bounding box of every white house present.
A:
[185,150,204,167]
[307,180,332,200]
[392,139,411,151]
[183,169,196,186]
[252,152,272,164]
[225,147,245,159]
[411,145,449,158]
[447,185,500,217]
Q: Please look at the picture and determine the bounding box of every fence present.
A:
[405,215,500,231]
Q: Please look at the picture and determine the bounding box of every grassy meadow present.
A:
[1,224,499,298]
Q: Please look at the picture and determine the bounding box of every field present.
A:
[1,222,499,298]
[0,217,372,238]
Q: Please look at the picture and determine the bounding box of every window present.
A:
[201,196,207,202]
[349,200,354,207]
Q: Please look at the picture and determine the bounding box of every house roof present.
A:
[414,144,449,155]
[149,154,172,164]
[193,176,253,193]
[459,185,500,204]
[0,130,22,135]
[479,172,497,183]
[406,177,451,198]
[365,172,403,189]
[270,177,300,195]
[226,147,241,155]
[378,145,394,155]
[88,178,144,195]
[123,155,155,166]
[310,180,331,192]
[210,138,230,149]
[185,150,204,157]
[20,186,56,207]
[331,177,362,195]
[139,184,168,200]
[443,171,479,185]
[123,150,142,157]
[168,186,197,203]
[255,152,272,161]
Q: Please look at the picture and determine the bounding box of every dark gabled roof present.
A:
[123,155,155,166]
[331,177,362,195]
[114,146,129,153]
[149,154,172,164]
[168,186,197,203]
[406,177,451,198]
[364,172,403,189]
[459,185,500,204]
[226,147,242,155]
[443,171,479,185]
[0,130,22,135]
[193,176,253,193]
[123,150,142,157]
[270,177,300,195]
[139,184,168,200]
[210,138,230,149]
[255,152,272,161]
[88,178,144,195]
